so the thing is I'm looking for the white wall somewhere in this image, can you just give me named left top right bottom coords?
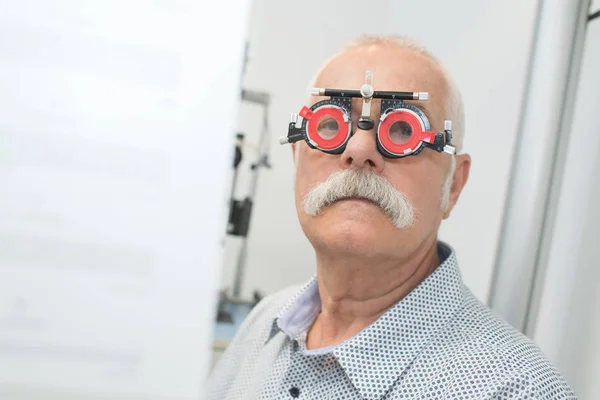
left=0, top=1, right=250, bottom=398
left=532, top=9, right=600, bottom=398
left=221, top=0, right=538, bottom=303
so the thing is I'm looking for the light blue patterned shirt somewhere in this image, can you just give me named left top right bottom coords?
left=207, top=242, right=575, bottom=399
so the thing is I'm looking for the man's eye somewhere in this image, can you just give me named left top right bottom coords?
left=388, top=120, right=413, bottom=144
left=316, top=117, right=339, bottom=140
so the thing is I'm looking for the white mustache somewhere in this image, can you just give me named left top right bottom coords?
left=302, top=169, right=416, bottom=229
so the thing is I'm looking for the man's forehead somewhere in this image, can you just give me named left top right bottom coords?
left=313, top=47, right=443, bottom=92
left=309, top=47, right=447, bottom=116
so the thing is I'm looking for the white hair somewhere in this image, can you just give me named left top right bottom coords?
left=306, top=34, right=466, bottom=153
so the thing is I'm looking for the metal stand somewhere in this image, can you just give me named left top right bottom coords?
left=231, top=89, right=271, bottom=297
left=216, top=88, right=271, bottom=324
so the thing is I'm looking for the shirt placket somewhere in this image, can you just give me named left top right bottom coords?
left=279, top=339, right=334, bottom=399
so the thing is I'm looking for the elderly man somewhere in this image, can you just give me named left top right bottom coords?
left=208, top=35, right=575, bottom=399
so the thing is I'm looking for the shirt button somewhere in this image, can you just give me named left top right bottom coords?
left=289, top=386, right=300, bottom=398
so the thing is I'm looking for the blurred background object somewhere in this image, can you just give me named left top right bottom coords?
left=0, top=0, right=251, bottom=399
left=520, top=1, right=600, bottom=397
left=211, top=47, right=271, bottom=367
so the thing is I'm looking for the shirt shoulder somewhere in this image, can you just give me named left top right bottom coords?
left=438, top=288, right=576, bottom=399
left=206, top=283, right=306, bottom=399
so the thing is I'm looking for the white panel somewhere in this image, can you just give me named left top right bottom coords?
left=532, top=19, right=600, bottom=399
left=0, top=1, right=249, bottom=399
left=488, top=0, right=591, bottom=331
left=221, top=0, right=538, bottom=304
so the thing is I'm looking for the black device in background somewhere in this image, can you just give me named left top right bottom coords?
left=227, top=133, right=252, bottom=237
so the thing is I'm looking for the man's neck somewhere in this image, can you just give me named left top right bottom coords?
left=306, top=238, right=440, bottom=350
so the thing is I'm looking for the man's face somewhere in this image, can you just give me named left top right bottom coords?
left=293, top=46, right=469, bottom=257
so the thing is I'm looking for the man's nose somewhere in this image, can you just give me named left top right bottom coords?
left=340, top=125, right=385, bottom=173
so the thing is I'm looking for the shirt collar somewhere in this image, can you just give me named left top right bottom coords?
left=277, top=279, right=321, bottom=341
left=266, top=277, right=319, bottom=344
left=267, top=242, right=465, bottom=400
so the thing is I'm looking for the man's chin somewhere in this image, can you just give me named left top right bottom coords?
left=312, top=223, right=389, bottom=255
left=307, top=210, right=395, bottom=248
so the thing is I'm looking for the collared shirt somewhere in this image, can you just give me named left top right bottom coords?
left=207, top=243, right=575, bottom=399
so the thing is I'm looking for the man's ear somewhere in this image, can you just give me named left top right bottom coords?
left=443, top=153, right=471, bottom=219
